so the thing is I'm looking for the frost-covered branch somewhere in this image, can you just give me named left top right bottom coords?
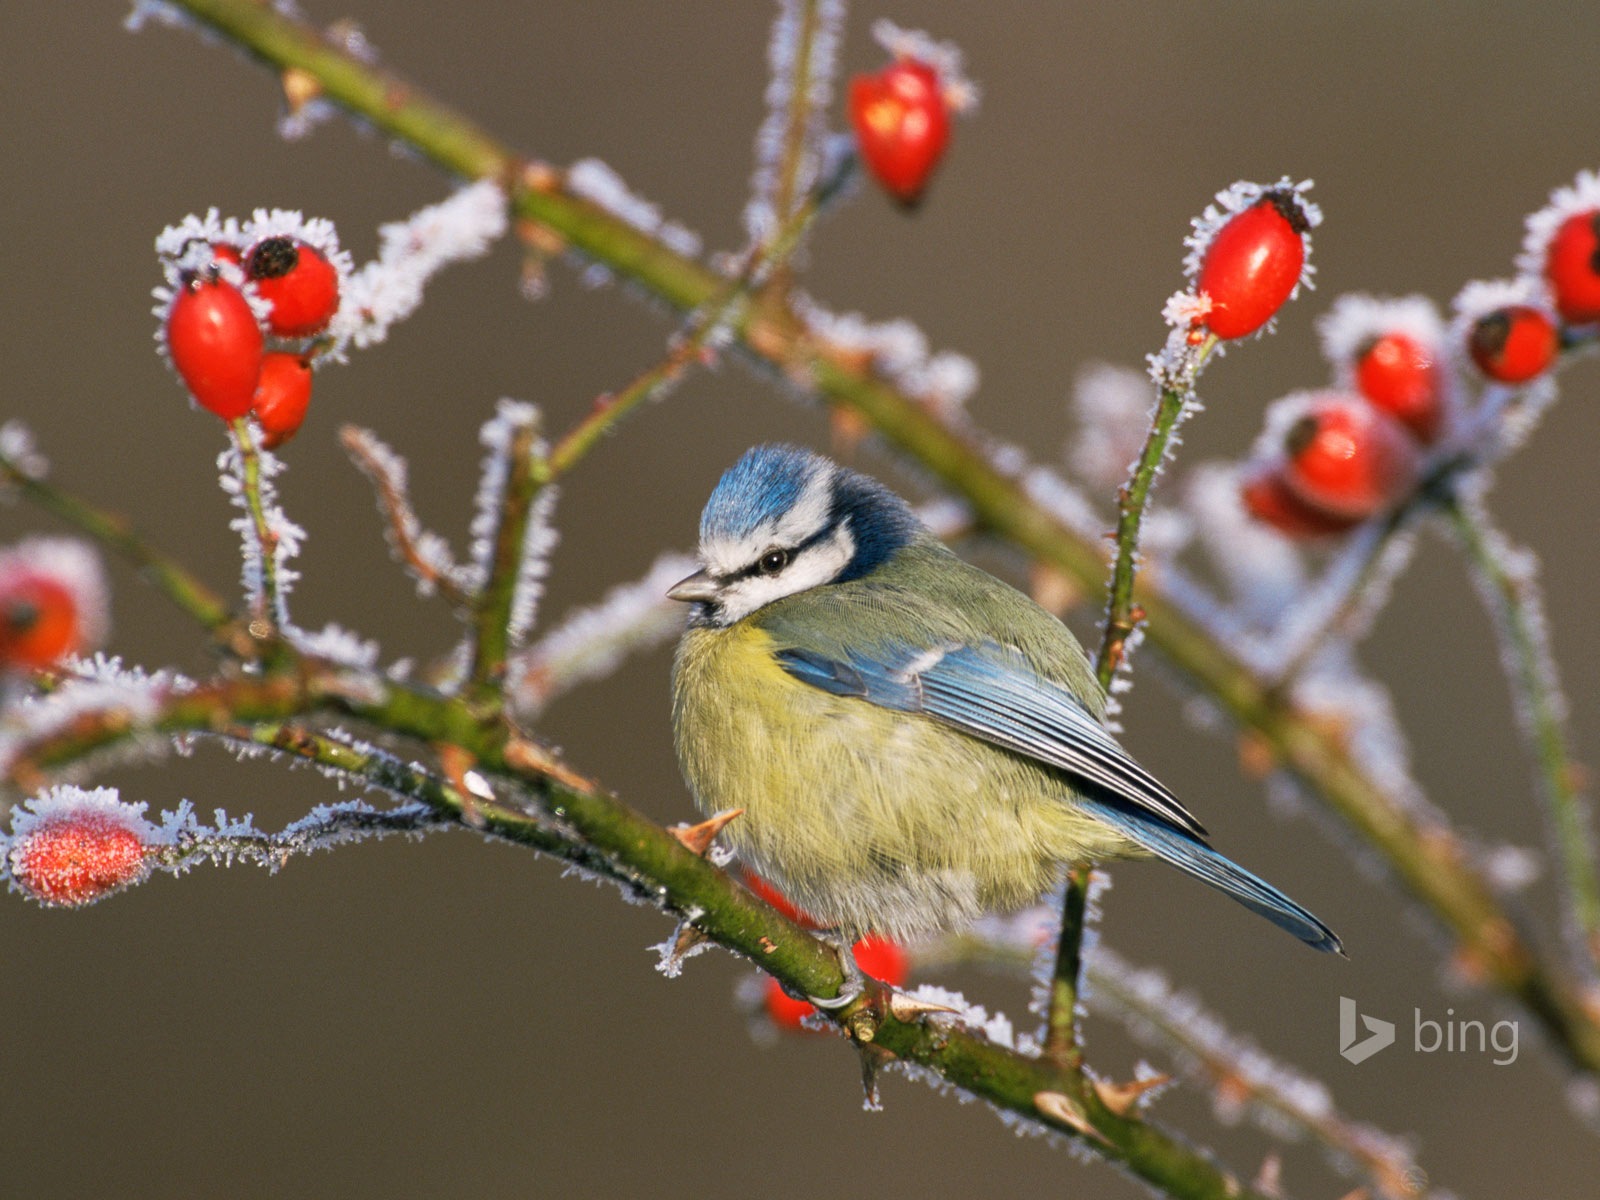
left=1447, top=490, right=1600, bottom=970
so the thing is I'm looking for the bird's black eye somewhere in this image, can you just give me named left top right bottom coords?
left=758, top=548, right=790, bottom=575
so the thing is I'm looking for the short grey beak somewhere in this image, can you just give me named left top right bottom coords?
left=667, top=568, right=720, bottom=604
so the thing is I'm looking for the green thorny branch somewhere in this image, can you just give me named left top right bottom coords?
left=126, top=0, right=1600, bottom=1085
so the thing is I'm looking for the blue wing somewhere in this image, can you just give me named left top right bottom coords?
left=776, top=640, right=1344, bottom=954
left=775, top=641, right=1207, bottom=839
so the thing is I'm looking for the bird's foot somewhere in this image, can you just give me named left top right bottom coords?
left=806, top=929, right=866, bottom=1010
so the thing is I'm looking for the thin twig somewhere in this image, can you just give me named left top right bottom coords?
left=229, top=417, right=282, bottom=636
left=0, top=444, right=235, bottom=638
left=1446, top=491, right=1600, bottom=969
left=466, top=415, right=541, bottom=702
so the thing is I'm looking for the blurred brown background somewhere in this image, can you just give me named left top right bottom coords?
left=4, top=3, right=1599, bottom=1197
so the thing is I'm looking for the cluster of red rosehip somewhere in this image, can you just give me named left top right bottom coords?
left=1234, top=202, right=1600, bottom=539
left=160, top=231, right=343, bottom=447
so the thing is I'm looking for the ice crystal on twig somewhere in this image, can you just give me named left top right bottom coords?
left=568, top=159, right=703, bottom=260
left=334, top=180, right=509, bottom=352
left=218, top=429, right=303, bottom=628
left=0, top=421, right=48, bottom=483
left=465, top=401, right=557, bottom=636
left=743, top=0, right=848, bottom=245
left=512, top=552, right=696, bottom=717
left=342, top=425, right=472, bottom=600
left=795, top=293, right=979, bottom=414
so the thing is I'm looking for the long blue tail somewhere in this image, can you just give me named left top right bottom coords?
left=1087, top=799, right=1344, bottom=955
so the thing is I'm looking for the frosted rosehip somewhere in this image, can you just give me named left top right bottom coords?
left=246, top=236, right=341, bottom=338
left=166, top=276, right=265, bottom=420
left=1196, top=192, right=1310, bottom=339
left=252, top=353, right=314, bottom=449
left=1467, top=305, right=1559, bottom=383
left=7, top=808, right=150, bottom=907
left=1353, top=332, right=1445, bottom=443
left=1542, top=210, right=1600, bottom=324
left=1240, top=464, right=1362, bottom=539
left=0, top=572, right=82, bottom=669
left=848, top=59, right=951, bottom=206
left=1280, top=395, right=1420, bottom=520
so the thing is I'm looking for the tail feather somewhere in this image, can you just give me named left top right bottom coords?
left=1087, top=799, right=1345, bottom=955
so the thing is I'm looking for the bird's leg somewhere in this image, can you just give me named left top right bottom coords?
left=805, top=928, right=866, bottom=1010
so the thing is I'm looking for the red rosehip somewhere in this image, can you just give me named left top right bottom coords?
left=252, top=353, right=314, bottom=449
left=7, top=811, right=150, bottom=907
left=848, top=59, right=951, bottom=206
left=246, top=236, right=341, bottom=338
left=1240, top=465, right=1362, bottom=539
left=1280, top=395, right=1420, bottom=520
left=1543, top=210, right=1600, bottom=324
left=0, top=573, right=82, bottom=670
left=1353, top=332, right=1445, bottom=442
left=1467, top=305, right=1559, bottom=383
left=211, top=242, right=243, bottom=267
left=1197, top=192, right=1309, bottom=339
left=166, top=276, right=265, bottom=420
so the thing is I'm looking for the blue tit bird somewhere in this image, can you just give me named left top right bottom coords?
left=669, top=444, right=1342, bottom=955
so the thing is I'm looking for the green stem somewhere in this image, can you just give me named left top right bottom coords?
left=0, top=446, right=234, bottom=637
left=768, top=0, right=827, bottom=236
left=1446, top=493, right=1600, bottom=968
left=1095, top=338, right=1214, bottom=692
left=1043, top=863, right=1091, bottom=1067
left=467, top=416, right=541, bottom=703
left=229, top=417, right=281, bottom=635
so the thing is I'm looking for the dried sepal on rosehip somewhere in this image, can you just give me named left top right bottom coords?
left=1277, top=393, right=1421, bottom=520
left=246, top=236, right=341, bottom=338
left=252, top=353, right=314, bottom=449
left=0, top=538, right=108, bottom=671
left=4, top=787, right=156, bottom=908
left=1467, top=305, right=1559, bottom=383
left=164, top=273, right=266, bottom=420
left=1186, top=180, right=1320, bottom=340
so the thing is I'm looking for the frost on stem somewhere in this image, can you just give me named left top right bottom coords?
left=0, top=420, right=48, bottom=483
left=568, top=159, right=703, bottom=262
left=342, top=426, right=472, bottom=600
left=334, top=179, right=509, bottom=352
left=743, top=0, right=848, bottom=246
left=510, top=551, right=697, bottom=718
left=466, top=400, right=559, bottom=646
left=795, top=292, right=979, bottom=415
left=218, top=428, right=303, bottom=629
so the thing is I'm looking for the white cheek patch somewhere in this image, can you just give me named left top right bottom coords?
left=713, top=522, right=857, bottom=623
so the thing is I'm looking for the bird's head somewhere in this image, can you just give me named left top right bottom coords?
left=669, top=444, right=921, bottom=626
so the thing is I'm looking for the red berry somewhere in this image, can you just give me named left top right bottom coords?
left=1240, top=465, right=1362, bottom=539
left=742, top=871, right=821, bottom=928
left=848, top=59, right=951, bottom=206
left=252, top=353, right=314, bottom=449
left=246, top=237, right=341, bottom=338
left=1279, top=395, right=1420, bottom=520
left=1467, top=306, right=1559, bottom=383
left=166, top=276, right=265, bottom=420
left=1353, top=332, right=1445, bottom=442
left=211, top=243, right=243, bottom=267
left=852, top=936, right=909, bottom=989
left=763, top=978, right=821, bottom=1031
left=1196, top=192, right=1309, bottom=339
left=0, top=573, right=82, bottom=669
left=8, top=811, right=149, bottom=906
left=1543, top=210, right=1600, bottom=324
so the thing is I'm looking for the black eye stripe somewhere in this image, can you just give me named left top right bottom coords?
left=724, top=519, right=841, bottom=584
